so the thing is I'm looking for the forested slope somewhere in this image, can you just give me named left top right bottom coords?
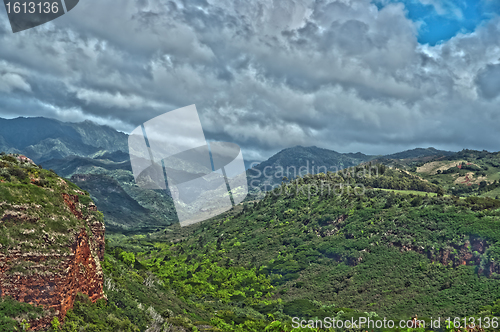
left=105, top=164, right=500, bottom=330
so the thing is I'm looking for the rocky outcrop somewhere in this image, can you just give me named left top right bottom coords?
left=0, top=153, right=106, bottom=330
left=389, top=237, right=493, bottom=273
left=0, top=226, right=105, bottom=330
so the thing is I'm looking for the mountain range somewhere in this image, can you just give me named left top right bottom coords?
left=0, top=117, right=127, bottom=163
left=0, top=116, right=455, bottom=232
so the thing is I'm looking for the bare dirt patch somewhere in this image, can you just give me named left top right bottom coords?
left=453, top=172, right=488, bottom=186
left=417, top=160, right=478, bottom=175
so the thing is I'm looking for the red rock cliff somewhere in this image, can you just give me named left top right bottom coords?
left=0, top=194, right=106, bottom=330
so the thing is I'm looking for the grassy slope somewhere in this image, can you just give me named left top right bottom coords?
left=384, top=150, right=500, bottom=198
left=0, top=154, right=103, bottom=254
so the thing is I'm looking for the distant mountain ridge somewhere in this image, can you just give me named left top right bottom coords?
left=245, top=146, right=455, bottom=193
left=382, top=147, right=455, bottom=160
left=0, top=116, right=459, bottom=231
left=0, top=117, right=128, bottom=163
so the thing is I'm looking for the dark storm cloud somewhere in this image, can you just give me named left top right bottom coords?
left=0, top=0, right=500, bottom=160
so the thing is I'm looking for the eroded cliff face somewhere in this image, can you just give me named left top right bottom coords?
left=0, top=227, right=105, bottom=329
left=0, top=154, right=106, bottom=330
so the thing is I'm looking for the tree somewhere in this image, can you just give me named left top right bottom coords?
left=51, top=317, right=61, bottom=331
left=119, top=252, right=136, bottom=266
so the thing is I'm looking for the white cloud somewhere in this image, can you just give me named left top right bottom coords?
left=0, top=73, right=31, bottom=93
left=74, top=89, right=167, bottom=110
left=0, top=0, right=499, bottom=159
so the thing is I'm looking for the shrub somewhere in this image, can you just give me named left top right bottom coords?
left=8, top=168, right=27, bottom=181
left=119, top=251, right=136, bottom=266
left=1, top=155, right=17, bottom=163
left=51, top=317, right=60, bottom=331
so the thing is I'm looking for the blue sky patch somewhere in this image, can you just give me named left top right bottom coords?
left=373, top=0, right=500, bottom=45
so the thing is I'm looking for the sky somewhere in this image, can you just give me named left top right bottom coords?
left=1, top=0, right=500, bottom=161
left=376, top=0, right=500, bottom=45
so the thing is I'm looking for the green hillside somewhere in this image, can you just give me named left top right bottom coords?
left=0, top=153, right=103, bottom=253
left=379, top=149, right=500, bottom=199
left=102, top=164, right=500, bottom=331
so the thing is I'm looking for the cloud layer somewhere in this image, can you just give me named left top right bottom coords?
left=0, top=0, right=500, bottom=160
